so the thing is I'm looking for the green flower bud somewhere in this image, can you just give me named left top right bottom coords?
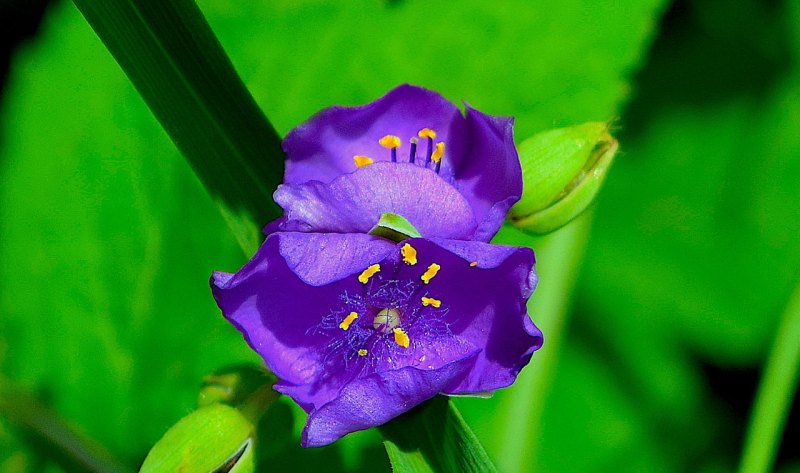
left=139, top=404, right=254, bottom=473
left=509, top=122, right=618, bottom=234
left=198, top=364, right=275, bottom=408
left=369, top=212, right=422, bottom=242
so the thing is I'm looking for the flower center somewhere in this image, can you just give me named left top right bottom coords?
left=314, top=243, right=455, bottom=370
left=372, top=307, right=401, bottom=333
left=353, top=127, right=446, bottom=173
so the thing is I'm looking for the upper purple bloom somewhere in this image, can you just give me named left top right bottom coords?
left=271, top=85, right=522, bottom=242
left=212, top=233, right=542, bottom=446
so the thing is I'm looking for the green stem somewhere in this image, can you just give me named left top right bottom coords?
left=738, top=279, right=800, bottom=473
left=492, top=214, right=593, bottom=472
left=0, top=379, right=133, bottom=473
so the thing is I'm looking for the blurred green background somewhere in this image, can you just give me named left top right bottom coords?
left=0, top=0, right=798, bottom=471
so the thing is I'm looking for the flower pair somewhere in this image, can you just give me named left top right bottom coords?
left=211, top=85, right=543, bottom=447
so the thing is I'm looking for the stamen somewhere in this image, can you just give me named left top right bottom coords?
left=409, top=137, right=418, bottom=163
left=421, top=296, right=441, bottom=308
left=431, top=142, right=445, bottom=163
left=339, top=311, right=359, bottom=331
left=420, top=263, right=441, bottom=284
left=358, top=264, right=381, bottom=284
left=418, top=128, right=437, bottom=140
left=401, top=243, right=418, bottom=265
left=353, top=155, right=373, bottom=168
left=432, top=142, right=445, bottom=173
left=469, top=261, right=478, bottom=267
left=379, top=135, right=401, bottom=163
left=393, top=327, right=410, bottom=348
left=418, top=128, right=436, bottom=165
left=358, top=348, right=368, bottom=356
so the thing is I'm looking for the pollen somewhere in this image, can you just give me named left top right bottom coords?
left=353, top=155, right=373, bottom=168
left=431, top=142, right=445, bottom=163
left=421, top=297, right=441, bottom=308
left=393, top=327, right=410, bottom=348
left=470, top=261, right=478, bottom=267
left=358, top=348, right=368, bottom=357
left=421, top=263, right=441, bottom=284
left=339, top=311, right=359, bottom=331
left=358, top=264, right=381, bottom=284
left=401, top=243, right=418, bottom=265
left=418, top=128, right=437, bottom=139
left=379, top=135, right=401, bottom=149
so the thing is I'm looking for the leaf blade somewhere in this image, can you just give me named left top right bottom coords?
left=72, top=0, right=284, bottom=254
left=381, top=397, right=497, bottom=473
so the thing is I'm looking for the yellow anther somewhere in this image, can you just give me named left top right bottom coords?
left=418, top=128, right=437, bottom=139
left=339, top=311, right=359, bottom=331
left=469, top=261, right=478, bottom=267
left=358, top=264, right=381, bottom=284
left=421, top=297, right=441, bottom=308
left=421, top=263, right=441, bottom=284
left=358, top=348, right=368, bottom=357
left=393, top=327, right=410, bottom=348
left=353, top=155, right=373, bottom=168
left=401, top=243, right=418, bottom=265
left=431, top=142, right=445, bottom=163
left=379, top=135, right=401, bottom=149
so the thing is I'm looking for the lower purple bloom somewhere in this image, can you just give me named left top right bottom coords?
left=211, top=232, right=542, bottom=447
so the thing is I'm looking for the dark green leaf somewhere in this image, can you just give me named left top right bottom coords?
left=72, top=0, right=284, bottom=254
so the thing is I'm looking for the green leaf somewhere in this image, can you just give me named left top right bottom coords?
left=196, top=0, right=667, bottom=139
left=0, top=378, right=132, bottom=473
left=0, top=3, right=258, bottom=463
left=380, top=397, right=496, bottom=473
left=739, top=279, right=800, bottom=473
left=72, top=0, right=284, bottom=254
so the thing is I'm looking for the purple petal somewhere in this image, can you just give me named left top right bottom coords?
left=301, top=352, right=477, bottom=447
left=398, top=238, right=542, bottom=394
left=211, top=234, right=541, bottom=447
left=450, top=106, right=522, bottom=241
left=210, top=233, right=393, bottom=386
left=283, top=85, right=467, bottom=185
left=276, top=232, right=395, bottom=286
left=274, top=163, right=478, bottom=239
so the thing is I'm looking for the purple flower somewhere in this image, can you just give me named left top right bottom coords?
left=270, top=85, right=522, bottom=242
left=211, top=232, right=542, bottom=446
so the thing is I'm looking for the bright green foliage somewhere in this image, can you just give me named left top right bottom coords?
left=381, top=397, right=497, bottom=473
left=195, top=0, right=665, bottom=140
left=0, top=3, right=258, bottom=467
left=739, top=282, right=800, bottom=473
left=541, top=1, right=800, bottom=471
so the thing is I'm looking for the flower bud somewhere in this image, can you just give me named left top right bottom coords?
left=509, top=122, right=618, bottom=234
left=139, top=404, right=254, bottom=473
left=369, top=212, right=422, bottom=242
left=197, top=364, right=274, bottom=408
